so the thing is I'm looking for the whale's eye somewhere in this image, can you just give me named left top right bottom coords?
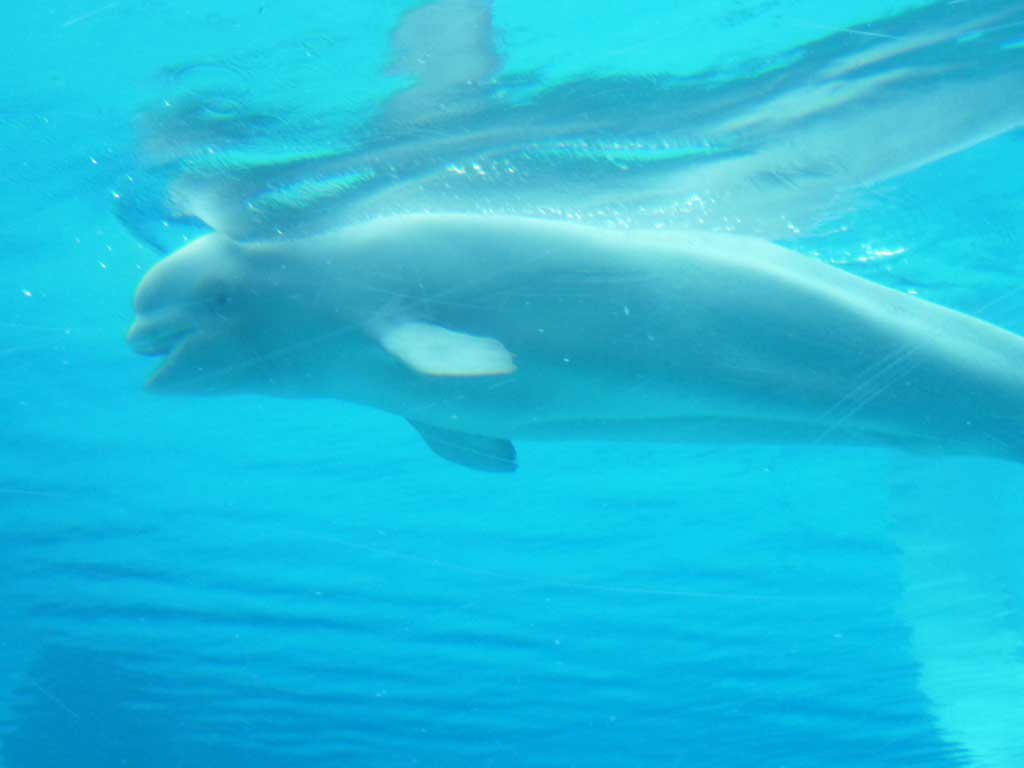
left=201, top=278, right=233, bottom=312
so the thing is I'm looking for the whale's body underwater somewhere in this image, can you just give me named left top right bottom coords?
left=128, top=214, right=1024, bottom=471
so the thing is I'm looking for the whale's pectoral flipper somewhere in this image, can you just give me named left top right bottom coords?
left=379, top=321, right=516, bottom=377
left=408, top=420, right=517, bottom=473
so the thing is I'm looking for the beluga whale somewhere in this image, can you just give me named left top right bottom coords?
left=128, top=213, right=1024, bottom=472
left=120, top=4, right=1024, bottom=767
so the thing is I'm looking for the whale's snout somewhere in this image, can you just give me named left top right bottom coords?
left=126, top=233, right=253, bottom=395
left=127, top=315, right=194, bottom=357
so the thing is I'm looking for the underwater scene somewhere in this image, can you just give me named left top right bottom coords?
left=2, top=1, right=1024, bottom=766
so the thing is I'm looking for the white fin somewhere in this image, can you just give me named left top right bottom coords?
left=379, top=321, right=516, bottom=377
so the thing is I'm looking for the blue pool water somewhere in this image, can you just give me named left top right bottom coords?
left=2, top=2, right=1024, bottom=766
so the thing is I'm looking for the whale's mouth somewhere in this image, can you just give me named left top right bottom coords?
left=127, top=325, right=192, bottom=357
left=127, top=318, right=199, bottom=387
left=145, top=340, right=195, bottom=390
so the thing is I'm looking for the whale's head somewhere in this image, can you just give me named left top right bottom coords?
left=128, top=233, right=265, bottom=394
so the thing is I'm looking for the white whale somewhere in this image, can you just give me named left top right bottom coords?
left=128, top=214, right=1024, bottom=472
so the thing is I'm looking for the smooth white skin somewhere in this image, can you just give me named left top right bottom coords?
left=128, top=214, right=1024, bottom=461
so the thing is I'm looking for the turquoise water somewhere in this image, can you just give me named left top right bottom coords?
left=3, top=1, right=1024, bottom=766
